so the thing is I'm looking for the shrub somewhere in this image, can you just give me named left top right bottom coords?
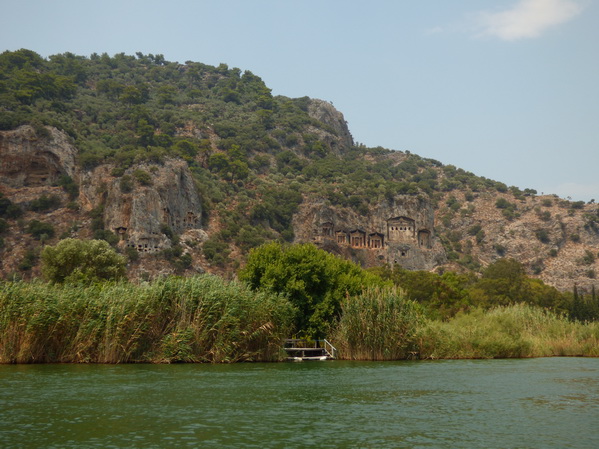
left=92, top=229, right=119, bottom=246
left=57, top=175, right=79, bottom=199
left=120, top=175, right=134, bottom=193
left=494, top=244, right=507, bottom=256
left=239, top=242, right=385, bottom=338
left=202, top=238, right=230, bottom=266
left=28, top=194, right=61, bottom=212
left=41, top=238, right=126, bottom=283
left=467, top=224, right=482, bottom=236
left=495, top=198, right=512, bottom=209
left=582, top=250, right=596, bottom=265
left=535, top=229, right=550, bottom=244
left=0, top=194, right=23, bottom=219
left=125, top=246, right=139, bottom=262
left=26, top=220, right=55, bottom=240
left=133, top=169, right=152, bottom=186
left=18, top=249, right=38, bottom=271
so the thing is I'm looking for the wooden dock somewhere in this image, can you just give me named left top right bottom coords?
left=283, top=339, right=337, bottom=361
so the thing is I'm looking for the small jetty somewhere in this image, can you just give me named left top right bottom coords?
left=283, top=339, right=337, bottom=361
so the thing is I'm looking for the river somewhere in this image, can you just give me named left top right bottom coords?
left=0, top=358, right=597, bottom=448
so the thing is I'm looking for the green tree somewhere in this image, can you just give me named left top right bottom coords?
left=41, top=238, right=126, bottom=283
left=239, top=242, right=385, bottom=337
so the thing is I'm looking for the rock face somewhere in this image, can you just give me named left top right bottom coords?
left=293, top=195, right=446, bottom=270
left=307, top=99, right=354, bottom=155
left=0, top=125, right=78, bottom=187
left=80, top=159, right=203, bottom=254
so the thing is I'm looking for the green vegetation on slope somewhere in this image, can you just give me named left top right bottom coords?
left=1, top=49, right=539, bottom=274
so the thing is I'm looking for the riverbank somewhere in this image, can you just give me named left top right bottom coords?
left=1, top=276, right=598, bottom=363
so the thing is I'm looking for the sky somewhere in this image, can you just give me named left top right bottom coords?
left=2, top=0, right=598, bottom=201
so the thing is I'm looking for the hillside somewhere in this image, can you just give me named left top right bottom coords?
left=0, top=49, right=597, bottom=292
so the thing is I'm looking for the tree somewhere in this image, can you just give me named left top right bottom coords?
left=239, top=242, right=385, bottom=338
left=41, top=238, right=126, bottom=284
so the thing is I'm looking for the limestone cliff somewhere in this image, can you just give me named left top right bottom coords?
left=79, top=159, right=203, bottom=253
left=0, top=126, right=205, bottom=279
left=306, top=99, right=354, bottom=155
left=0, top=125, right=77, bottom=187
left=0, top=123, right=597, bottom=292
left=293, top=195, right=446, bottom=270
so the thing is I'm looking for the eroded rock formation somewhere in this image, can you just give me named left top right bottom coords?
left=0, top=125, right=78, bottom=187
left=307, top=99, right=354, bottom=155
left=294, top=195, right=446, bottom=270
left=79, top=160, right=203, bottom=253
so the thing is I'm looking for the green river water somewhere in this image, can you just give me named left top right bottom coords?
left=0, top=357, right=597, bottom=449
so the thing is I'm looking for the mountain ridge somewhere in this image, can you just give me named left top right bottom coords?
left=0, top=50, right=597, bottom=292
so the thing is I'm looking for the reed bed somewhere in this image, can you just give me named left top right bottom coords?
left=418, top=303, right=599, bottom=359
left=0, top=276, right=295, bottom=363
left=332, top=287, right=423, bottom=360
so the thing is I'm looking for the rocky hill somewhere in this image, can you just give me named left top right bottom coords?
left=0, top=50, right=597, bottom=292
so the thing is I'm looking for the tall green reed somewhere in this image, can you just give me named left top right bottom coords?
left=332, top=287, right=423, bottom=360
left=0, top=275, right=295, bottom=363
left=418, top=303, right=599, bottom=359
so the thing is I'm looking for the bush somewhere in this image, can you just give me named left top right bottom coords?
left=582, top=250, right=596, bottom=265
left=0, top=194, right=23, bottom=219
left=28, top=194, right=61, bottom=212
left=26, top=220, right=55, bottom=240
left=120, top=175, right=134, bottom=193
left=92, top=229, right=119, bottom=246
left=202, top=238, right=230, bottom=266
left=18, top=249, right=38, bottom=271
left=41, top=238, right=126, bottom=283
left=57, top=175, right=79, bottom=199
left=494, top=244, right=507, bottom=256
left=133, top=169, right=152, bottom=186
left=535, top=229, right=550, bottom=244
left=125, top=246, right=139, bottom=262
left=239, top=242, right=385, bottom=338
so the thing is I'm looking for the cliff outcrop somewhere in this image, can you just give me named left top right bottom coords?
left=307, top=99, right=354, bottom=155
left=0, top=125, right=78, bottom=188
left=293, top=194, right=446, bottom=270
left=1, top=122, right=597, bottom=291
left=79, top=159, right=203, bottom=254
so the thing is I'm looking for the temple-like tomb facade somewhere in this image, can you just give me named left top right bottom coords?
left=322, top=216, right=432, bottom=250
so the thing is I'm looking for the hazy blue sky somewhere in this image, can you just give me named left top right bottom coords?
left=2, top=0, right=598, bottom=200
